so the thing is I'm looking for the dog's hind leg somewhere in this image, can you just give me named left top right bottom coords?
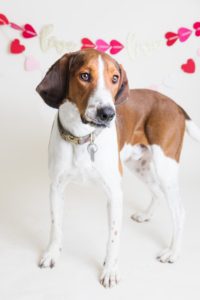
left=151, top=145, right=185, bottom=263
left=124, top=144, right=164, bottom=222
left=131, top=183, right=163, bottom=223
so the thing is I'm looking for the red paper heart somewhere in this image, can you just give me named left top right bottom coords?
left=181, top=59, right=195, bottom=74
left=81, top=38, right=95, bottom=49
left=0, top=13, right=9, bottom=25
left=10, top=39, right=25, bottom=54
left=22, top=24, right=37, bottom=38
left=193, top=22, right=200, bottom=37
left=165, top=32, right=178, bottom=46
left=96, top=39, right=110, bottom=52
left=110, top=40, right=124, bottom=54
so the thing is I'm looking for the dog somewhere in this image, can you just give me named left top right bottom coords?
left=36, top=49, right=200, bottom=288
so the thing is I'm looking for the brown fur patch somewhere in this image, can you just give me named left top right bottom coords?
left=116, top=89, right=186, bottom=162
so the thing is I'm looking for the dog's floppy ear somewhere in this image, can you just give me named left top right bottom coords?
left=115, top=64, right=129, bottom=105
left=36, top=54, right=72, bottom=108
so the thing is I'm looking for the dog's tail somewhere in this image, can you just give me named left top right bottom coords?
left=180, top=106, right=200, bottom=142
left=186, top=120, right=200, bottom=142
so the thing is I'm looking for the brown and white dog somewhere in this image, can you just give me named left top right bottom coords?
left=36, top=49, right=200, bottom=288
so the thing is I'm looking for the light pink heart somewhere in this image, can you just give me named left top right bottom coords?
left=178, top=27, right=192, bottom=42
left=110, top=40, right=124, bottom=54
left=24, top=56, right=40, bottom=71
left=197, top=48, right=200, bottom=56
left=95, top=39, right=110, bottom=52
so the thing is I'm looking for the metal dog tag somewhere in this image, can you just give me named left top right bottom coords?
left=87, top=132, right=98, bottom=162
left=87, top=143, right=98, bottom=162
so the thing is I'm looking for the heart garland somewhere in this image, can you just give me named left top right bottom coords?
left=81, top=38, right=124, bottom=54
left=165, top=22, right=199, bottom=46
left=165, top=28, right=192, bottom=46
left=164, top=21, right=200, bottom=74
left=0, top=13, right=37, bottom=39
left=0, top=12, right=40, bottom=72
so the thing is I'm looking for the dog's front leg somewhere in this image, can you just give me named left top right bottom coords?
left=99, top=176, right=123, bottom=288
left=39, top=179, right=66, bottom=268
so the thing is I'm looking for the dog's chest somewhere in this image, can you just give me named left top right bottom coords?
left=72, top=144, right=92, bottom=168
left=69, top=144, right=98, bottom=182
left=50, top=118, right=120, bottom=185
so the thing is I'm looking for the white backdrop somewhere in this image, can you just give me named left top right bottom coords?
left=0, top=1, right=200, bottom=299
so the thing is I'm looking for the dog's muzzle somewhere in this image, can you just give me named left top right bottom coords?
left=82, top=106, right=115, bottom=128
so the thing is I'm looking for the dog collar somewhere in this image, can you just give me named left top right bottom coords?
left=57, top=114, right=101, bottom=145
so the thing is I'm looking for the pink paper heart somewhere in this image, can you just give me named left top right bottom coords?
left=10, top=22, right=23, bottom=31
left=24, top=56, right=40, bottom=71
left=197, top=48, right=200, bottom=56
left=178, top=27, right=192, bottom=42
left=96, top=39, right=110, bottom=52
left=110, top=40, right=124, bottom=54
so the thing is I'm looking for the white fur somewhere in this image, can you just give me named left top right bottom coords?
left=121, top=144, right=149, bottom=161
left=59, top=101, right=93, bottom=137
left=123, top=144, right=185, bottom=262
left=39, top=55, right=122, bottom=288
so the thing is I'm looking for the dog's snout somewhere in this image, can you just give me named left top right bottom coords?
left=97, top=106, right=115, bottom=122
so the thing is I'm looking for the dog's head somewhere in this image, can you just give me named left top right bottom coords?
left=36, top=49, right=129, bottom=128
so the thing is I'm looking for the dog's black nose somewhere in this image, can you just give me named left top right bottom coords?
left=97, top=106, right=115, bottom=122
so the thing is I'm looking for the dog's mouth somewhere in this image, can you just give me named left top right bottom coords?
left=81, top=116, right=108, bottom=128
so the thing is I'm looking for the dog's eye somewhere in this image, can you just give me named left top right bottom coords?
left=80, top=72, right=90, bottom=82
left=112, top=75, right=119, bottom=84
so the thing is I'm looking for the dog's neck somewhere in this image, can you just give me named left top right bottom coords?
left=58, top=100, right=94, bottom=137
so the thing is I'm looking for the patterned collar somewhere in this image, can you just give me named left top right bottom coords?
left=57, top=114, right=101, bottom=145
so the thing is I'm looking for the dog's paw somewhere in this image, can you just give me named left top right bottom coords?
left=156, top=248, right=180, bottom=263
left=38, top=246, right=61, bottom=269
left=100, top=266, right=120, bottom=288
left=131, top=211, right=151, bottom=223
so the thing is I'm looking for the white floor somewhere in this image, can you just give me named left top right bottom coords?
left=0, top=139, right=200, bottom=300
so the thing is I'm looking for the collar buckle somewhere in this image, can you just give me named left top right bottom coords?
left=65, top=134, right=79, bottom=144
